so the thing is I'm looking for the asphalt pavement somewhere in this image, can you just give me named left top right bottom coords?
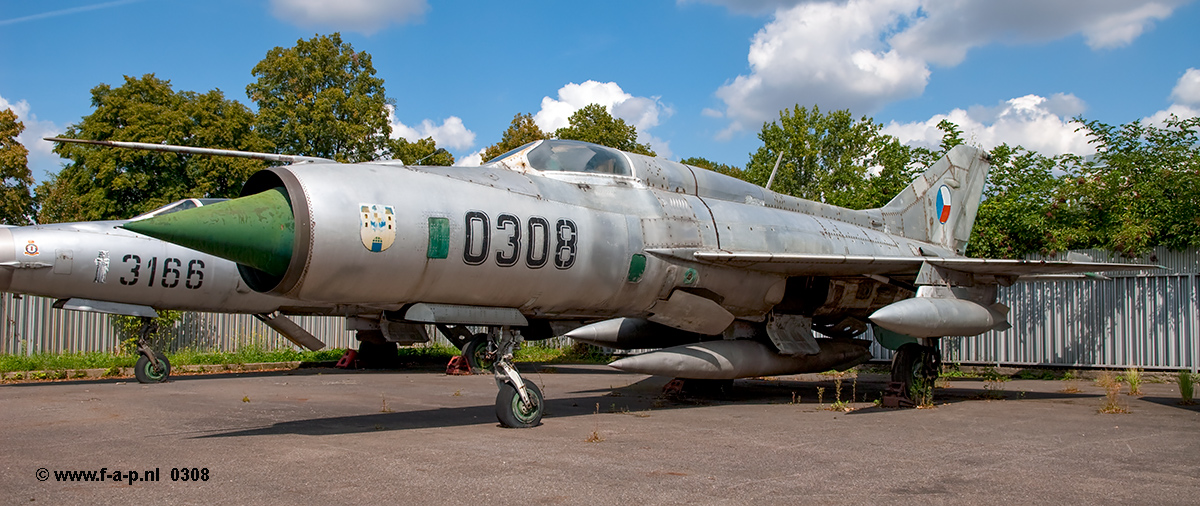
left=2, top=364, right=1198, bottom=505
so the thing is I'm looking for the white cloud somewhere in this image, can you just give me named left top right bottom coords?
left=269, top=0, right=428, bottom=35
left=387, top=106, right=476, bottom=151
left=714, top=0, right=1188, bottom=136
left=533, top=81, right=673, bottom=155
left=459, top=150, right=484, bottom=167
left=1143, top=104, right=1200, bottom=126
left=0, top=95, right=65, bottom=181
left=890, top=0, right=1183, bottom=66
left=715, top=0, right=929, bottom=137
left=882, top=94, right=1095, bottom=156
left=1170, top=68, right=1200, bottom=107
left=1143, top=69, right=1200, bottom=125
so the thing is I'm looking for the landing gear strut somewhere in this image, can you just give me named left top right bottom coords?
left=889, top=342, right=940, bottom=405
left=488, top=327, right=543, bottom=428
left=133, top=317, right=170, bottom=383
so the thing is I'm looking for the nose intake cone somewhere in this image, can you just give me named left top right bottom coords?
left=121, top=188, right=294, bottom=276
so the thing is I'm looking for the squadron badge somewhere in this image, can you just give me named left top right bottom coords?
left=360, top=204, right=396, bottom=252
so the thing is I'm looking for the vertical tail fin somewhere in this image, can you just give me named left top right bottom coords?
left=879, top=145, right=990, bottom=255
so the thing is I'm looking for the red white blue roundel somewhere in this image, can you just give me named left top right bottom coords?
left=936, top=185, right=952, bottom=224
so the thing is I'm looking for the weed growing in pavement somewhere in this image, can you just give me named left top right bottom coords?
left=1125, top=368, right=1143, bottom=396
left=586, top=403, right=605, bottom=443
left=1098, top=371, right=1130, bottom=414
left=910, top=376, right=935, bottom=408
left=979, top=368, right=1009, bottom=400
left=1061, top=379, right=1082, bottom=394
left=1179, top=370, right=1196, bottom=405
left=816, top=387, right=825, bottom=406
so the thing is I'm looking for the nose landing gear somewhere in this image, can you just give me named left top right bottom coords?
left=133, top=317, right=170, bottom=383
left=487, top=327, right=543, bottom=428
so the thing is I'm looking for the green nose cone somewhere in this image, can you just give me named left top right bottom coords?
left=122, top=188, right=295, bottom=277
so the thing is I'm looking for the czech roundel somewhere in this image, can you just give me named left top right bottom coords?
left=936, top=185, right=952, bottom=224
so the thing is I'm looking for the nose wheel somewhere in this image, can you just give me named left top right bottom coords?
left=133, top=317, right=170, bottom=383
left=488, top=327, right=543, bottom=428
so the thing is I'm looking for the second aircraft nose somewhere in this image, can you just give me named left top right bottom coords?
left=121, top=187, right=296, bottom=277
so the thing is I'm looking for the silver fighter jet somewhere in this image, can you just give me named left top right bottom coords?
left=57, top=137, right=1154, bottom=427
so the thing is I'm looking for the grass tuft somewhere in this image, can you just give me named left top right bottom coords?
left=1125, top=367, right=1143, bottom=396
left=1179, top=370, right=1196, bottom=405
left=1098, top=371, right=1130, bottom=414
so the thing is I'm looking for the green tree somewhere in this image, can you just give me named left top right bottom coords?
left=858, top=137, right=919, bottom=209
left=482, top=113, right=549, bottom=162
left=554, top=104, right=656, bottom=156
left=967, top=145, right=1090, bottom=258
left=1072, top=115, right=1200, bottom=254
left=0, top=109, right=35, bottom=224
left=38, top=74, right=267, bottom=223
left=389, top=136, right=453, bottom=165
left=745, top=105, right=901, bottom=209
left=247, top=33, right=391, bottom=162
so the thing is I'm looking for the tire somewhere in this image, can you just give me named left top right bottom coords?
left=462, top=335, right=493, bottom=373
left=134, top=351, right=171, bottom=383
left=357, top=340, right=400, bottom=369
left=892, top=343, right=938, bottom=404
left=495, top=381, right=544, bottom=428
left=890, top=344, right=917, bottom=388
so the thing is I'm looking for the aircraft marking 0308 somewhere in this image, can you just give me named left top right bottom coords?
left=460, top=210, right=577, bottom=270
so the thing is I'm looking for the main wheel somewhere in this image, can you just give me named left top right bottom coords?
left=357, top=340, right=400, bottom=369
left=496, top=381, right=543, bottom=428
left=462, top=334, right=494, bottom=373
left=134, top=351, right=171, bottom=383
left=891, top=343, right=939, bottom=403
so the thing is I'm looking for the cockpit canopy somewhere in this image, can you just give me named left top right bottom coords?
left=489, top=140, right=632, bottom=176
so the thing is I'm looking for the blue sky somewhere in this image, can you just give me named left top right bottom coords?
left=2, top=0, right=1198, bottom=182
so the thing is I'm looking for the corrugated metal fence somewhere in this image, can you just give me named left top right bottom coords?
left=3, top=247, right=1197, bottom=371
left=0, top=293, right=362, bottom=354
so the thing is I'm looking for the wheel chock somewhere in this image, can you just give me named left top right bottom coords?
left=445, top=355, right=473, bottom=375
left=335, top=349, right=359, bottom=369
left=881, top=381, right=915, bottom=408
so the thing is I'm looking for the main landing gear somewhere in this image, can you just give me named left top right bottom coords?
left=133, top=317, right=170, bottom=383
left=886, top=342, right=941, bottom=406
left=435, top=324, right=496, bottom=373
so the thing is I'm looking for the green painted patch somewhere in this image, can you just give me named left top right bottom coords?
left=627, top=253, right=647, bottom=282
left=427, top=217, right=450, bottom=259
left=873, top=325, right=919, bottom=351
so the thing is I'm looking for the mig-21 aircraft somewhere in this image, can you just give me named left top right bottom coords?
left=52, top=136, right=1155, bottom=428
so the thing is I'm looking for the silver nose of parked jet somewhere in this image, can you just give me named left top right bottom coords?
left=0, top=227, right=15, bottom=292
